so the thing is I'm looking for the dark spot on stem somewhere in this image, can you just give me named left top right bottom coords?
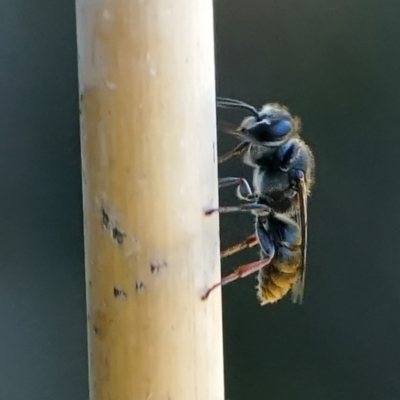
left=150, top=258, right=168, bottom=274
left=112, top=227, right=126, bottom=245
left=79, top=94, right=84, bottom=115
left=113, top=287, right=127, bottom=298
left=93, top=325, right=100, bottom=334
left=212, top=142, right=216, bottom=163
left=135, top=281, right=145, bottom=292
left=101, top=208, right=110, bottom=229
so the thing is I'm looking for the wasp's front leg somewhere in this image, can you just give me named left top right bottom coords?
left=218, top=176, right=257, bottom=201
left=205, top=203, right=270, bottom=216
left=218, top=141, right=249, bottom=164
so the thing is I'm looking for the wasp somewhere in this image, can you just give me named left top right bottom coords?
left=203, top=97, right=315, bottom=304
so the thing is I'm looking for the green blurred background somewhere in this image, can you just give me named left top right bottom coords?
left=1, top=0, right=400, bottom=399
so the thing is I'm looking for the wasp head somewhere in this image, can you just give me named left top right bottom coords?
left=216, top=97, right=301, bottom=147
left=240, top=103, right=300, bottom=147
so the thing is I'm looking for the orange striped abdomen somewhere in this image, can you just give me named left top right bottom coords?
left=256, top=249, right=301, bottom=305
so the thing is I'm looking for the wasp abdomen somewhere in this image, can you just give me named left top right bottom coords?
left=256, top=214, right=302, bottom=305
left=257, top=263, right=301, bottom=305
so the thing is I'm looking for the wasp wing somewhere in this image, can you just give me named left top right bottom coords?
left=290, top=176, right=308, bottom=304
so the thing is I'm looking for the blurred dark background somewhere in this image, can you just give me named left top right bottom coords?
left=1, top=0, right=400, bottom=399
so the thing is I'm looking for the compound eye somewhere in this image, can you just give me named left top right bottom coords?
left=272, top=120, right=292, bottom=138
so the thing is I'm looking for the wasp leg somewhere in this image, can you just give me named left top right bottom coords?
left=201, top=257, right=273, bottom=300
left=218, top=142, right=249, bottom=164
left=221, top=234, right=258, bottom=258
left=255, top=217, right=275, bottom=258
left=219, top=176, right=250, bottom=189
left=205, top=203, right=270, bottom=215
left=218, top=177, right=257, bottom=201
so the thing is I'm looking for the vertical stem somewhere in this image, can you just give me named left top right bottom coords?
left=75, top=0, right=224, bottom=399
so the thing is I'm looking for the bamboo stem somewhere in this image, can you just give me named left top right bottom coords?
left=75, top=0, right=224, bottom=399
